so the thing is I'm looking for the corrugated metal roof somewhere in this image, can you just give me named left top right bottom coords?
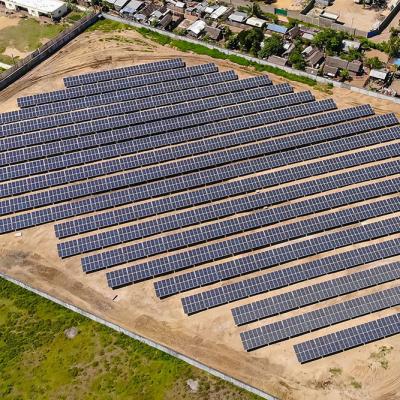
left=266, top=23, right=287, bottom=34
left=370, top=69, right=388, bottom=80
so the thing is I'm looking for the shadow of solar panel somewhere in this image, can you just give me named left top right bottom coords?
left=294, top=313, right=400, bottom=363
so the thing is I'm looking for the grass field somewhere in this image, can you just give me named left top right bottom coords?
left=0, top=18, right=65, bottom=64
left=0, top=277, right=262, bottom=400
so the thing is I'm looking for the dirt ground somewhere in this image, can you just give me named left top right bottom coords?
left=1, top=28, right=400, bottom=400
left=321, top=0, right=388, bottom=32
left=0, top=15, right=19, bottom=30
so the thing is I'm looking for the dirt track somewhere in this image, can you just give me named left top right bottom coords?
left=1, top=28, right=400, bottom=400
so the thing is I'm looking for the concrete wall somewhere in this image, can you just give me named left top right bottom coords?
left=104, top=13, right=400, bottom=104
left=0, top=12, right=100, bottom=91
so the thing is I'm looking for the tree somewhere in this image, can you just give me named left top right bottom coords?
left=258, top=34, right=284, bottom=59
left=386, top=28, right=400, bottom=57
left=237, top=28, right=264, bottom=55
left=339, top=68, right=350, bottom=81
left=365, top=56, right=383, bottom=69
left=289, top=50, right=306, bottom=70
left=312, top=29, right=347, bottom=54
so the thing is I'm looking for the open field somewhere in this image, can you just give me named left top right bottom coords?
left=0, top=16, right=65, bottom=65
left=1, top=21, right=400, bottom=400
left=0, top=277, right=261, bottom=400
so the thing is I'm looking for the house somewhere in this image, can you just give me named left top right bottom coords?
left=205, top=25, right=222, bottom=40
left=187, top=19, right=206, bottom=36
left=120, top=0, right=144, bottom=17
left=210, top=5, right=228, bottom=20
left=307, top=49, right=324, bottom=68
left=159, top=12, right=173, bottom=29
left=342, top=39, right=361, bottom=53
left=266, top=23, right=288, bottom=35
left=347, top=60, right=362, bottom=76
left=267, top=55, right=287, bottom=66
left=325, top=56, right=349, bottom=70
left=246, top=16, right=265, bottom=28
left=228, top=11, right=247, bottom=23
left=323, top=64, right=339, bottom=77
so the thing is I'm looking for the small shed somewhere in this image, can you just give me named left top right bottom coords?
left=120, top=0, right=144, bottom=15
left=320, top=11, right=339, bottom=21
left=246, top=16, right=265, bottom=28
left=266, top=23, right=287, bottom=35
left=228, top=11, right=247, bottom=23
left=370, top=69, right=389, bottom=80
left=210, top=5, right=228, bottom=19
left=342, top=39, right=361, bottom=52
left=188, top=19, right=206, bottom=36
left=302, top=32, right=314, bottom=41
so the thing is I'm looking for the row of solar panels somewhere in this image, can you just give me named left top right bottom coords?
left=2, top=111, right=395, bottom=201
left=17, top=62, right=214, bottom=108
left=178, top=236, right=400, bottom=315
left=233, top=262, right=400, bottom=326
left=294, top=312, right=400, bottom=363
left=0, top=100, right=372, bottom=185
left=58, top=174, right=400, bottom=259
left=1, top=74, right=271, bottom=138
left=4, top=59, right=400, bottom=363
left=0, top=70, right=237, bottom=125
left=2, top=86, right=303, bottom=164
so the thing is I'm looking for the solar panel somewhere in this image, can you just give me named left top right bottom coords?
left=63, top=58, right=186, bottom=87
left=179, top=237, right=400, bottom=315
left=240, top=285, right=400, bottom=351
left=1, top=75, right=270, bottom=138
left=232, top=262, right=400, bottom=325
left=57, top=131, right=400, bottom=259
left=1, top=85, right=299, bottom=163
left=0, top=71, right=238, bottom=125
left=17, top=63, right=219, bottom=108
left=294, top=313, right=400, bottom=363
left=2, top=113, right=396, bottom=200
left=0, top=98, right=376, bottom=182
left=93, top=191, right=400, bottom=274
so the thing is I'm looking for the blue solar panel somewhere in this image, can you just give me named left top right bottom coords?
left=63, top=58, right=186, bottom=87
left=179, top=237, right=400, bottom=315
left=294, top=313, right=400, bottom=363
left=241, top=285, right=400, bottom=351
left=232, top=262, right=400, bottom=325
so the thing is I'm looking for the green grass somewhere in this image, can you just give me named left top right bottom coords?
left=0, top=19, right=65, bottom=55
left=88, top=19, right=320, bottom=88
left=0, top=277, right=262, bottom=400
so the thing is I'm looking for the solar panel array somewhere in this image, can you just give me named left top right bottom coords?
left=2, top=58, right=400, bottom=364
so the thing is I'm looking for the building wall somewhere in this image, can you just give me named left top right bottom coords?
left=4, top=0, right=67, bottom=18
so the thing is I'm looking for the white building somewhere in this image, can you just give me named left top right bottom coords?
left=187, top=19, right=206, bottom=36
left=3, top=0, right=67, bottom=18
left=246, top=16, right=265, bottom=28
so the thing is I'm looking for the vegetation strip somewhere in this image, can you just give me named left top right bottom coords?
left=0, top=271, right=276, bottom=400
